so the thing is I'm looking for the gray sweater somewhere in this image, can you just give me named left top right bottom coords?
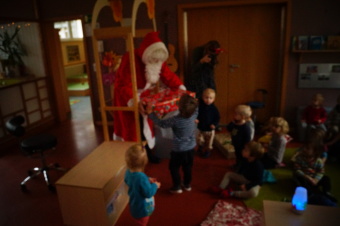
left=267, top=133, right=287, bottom=164
left=149, top=109, right=198, bottom=152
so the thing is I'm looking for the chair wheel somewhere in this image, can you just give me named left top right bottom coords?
left=21, top=184, right=28, bottom=192
left=48, top=184, right=56, bottom=192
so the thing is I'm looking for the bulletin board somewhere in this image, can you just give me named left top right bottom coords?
left=298, top=63, right=340, bottom=88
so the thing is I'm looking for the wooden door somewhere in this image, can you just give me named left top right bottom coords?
left=41, top=21, right=70, bottom=122
left=183, top=4, right=284, bottom=125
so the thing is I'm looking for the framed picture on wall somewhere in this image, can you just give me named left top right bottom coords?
left=66, top=45, right=81, bottom=63
left=298, top=63, right=340, bottom=88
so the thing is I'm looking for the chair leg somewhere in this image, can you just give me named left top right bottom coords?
left=20, top=162, right=67, bottom=192
left=21, top=169, right=42, bottom=191
left=42, top=169, right=56, bottom=192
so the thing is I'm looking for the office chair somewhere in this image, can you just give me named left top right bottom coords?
left=5, top=115, right=66, bottom=192
left=247, top=89, right=268, bottom=125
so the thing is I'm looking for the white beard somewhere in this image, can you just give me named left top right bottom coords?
left=144, top=61, right=162, bottom=90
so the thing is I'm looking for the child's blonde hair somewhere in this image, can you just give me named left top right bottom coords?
left=125, top=144, right=148, bottom=171
left=246, top=141, right=264, bottom=159
left=269, top=117, right=289, bottom=134
left=313, top=93, right=324, bottom=104
left=235, top=105, right=252, bottom=119
left=202, top=88, right=216, bottom=97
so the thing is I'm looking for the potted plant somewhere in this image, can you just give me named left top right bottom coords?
left=0, top=26, right=25, bottom=77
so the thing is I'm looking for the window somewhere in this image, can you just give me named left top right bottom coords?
left=54, top=20, right=83, bottom=40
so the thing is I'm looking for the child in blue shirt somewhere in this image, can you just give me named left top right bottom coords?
left=124, top=144, right=161, bottom=225
left=144, top=94, right=199, bottom=194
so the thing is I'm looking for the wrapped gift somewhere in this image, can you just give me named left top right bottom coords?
left=213, top=133, right=235, bottom=159
left=141, top=89, right=196, bottom=118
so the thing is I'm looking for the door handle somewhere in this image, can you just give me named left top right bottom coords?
left=229, top=64, right=240, bottom=68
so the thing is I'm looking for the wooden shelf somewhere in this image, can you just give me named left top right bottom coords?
left=292, top=49, right=340, bottom=53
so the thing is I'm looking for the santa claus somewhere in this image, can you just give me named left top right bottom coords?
left=113, top=31, right=185, bottom=152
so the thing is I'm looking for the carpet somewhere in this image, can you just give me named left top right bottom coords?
left=201, top=200, right=263, bottom=226
left=69, top=99, right=80, bottom=105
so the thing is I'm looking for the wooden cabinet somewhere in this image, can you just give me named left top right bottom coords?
left=0, top=77, right=53, bottom=144
left=56, top=141, right=136, bottom=226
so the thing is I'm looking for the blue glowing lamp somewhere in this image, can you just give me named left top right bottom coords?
left=291, top=186, right=308, bottom=214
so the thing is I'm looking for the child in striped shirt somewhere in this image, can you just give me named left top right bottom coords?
left=145, top=94, right=199, bottom=194
left=293, top=138, right=336, bottom=203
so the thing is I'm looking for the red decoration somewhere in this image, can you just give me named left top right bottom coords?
left=141, top=89, right=195, bottom=118
left=110, top=0, right=123, bottom=22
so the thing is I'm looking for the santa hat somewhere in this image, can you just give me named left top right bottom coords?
left=137, top=31, right=169, bottom=64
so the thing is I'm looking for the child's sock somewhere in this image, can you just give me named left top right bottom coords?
left=221, top=188, right=233, bottom=198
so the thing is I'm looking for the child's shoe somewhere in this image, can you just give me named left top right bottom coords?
left=202, top=150, right=211, bottom=158
left=183, top=184, right=192, bottom=191
left=197, top=146, right=203, bottom=155
left=208, top=186, right=223, bottom=194
left=169, top=187, right=183, bottom=194
left=220, top=188, right=233, bottom=198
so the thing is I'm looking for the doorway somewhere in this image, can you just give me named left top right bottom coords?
left=53, top=19, right=92, bottom=121
left=178, top=2, right=289, bottom=125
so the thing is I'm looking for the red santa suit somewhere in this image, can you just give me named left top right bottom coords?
left=113, top=32, right=184, bottom=148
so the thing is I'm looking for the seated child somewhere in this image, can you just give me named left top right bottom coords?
left=261, top=117, right=289, bottom=169
left=325, top=95, right=340, bottom=161
left=301, top=93, right=327, bottom=137
left=197, top=88, right=220, bottom=158
left=226, top=105, right=253, bottom=167
left=293, top=139, right=337, bottom=203
left=209, top=141, right=264, bottom=199
left=292, top=128, right=328, bottom=164
left=325, top=94, right=340, bottom=142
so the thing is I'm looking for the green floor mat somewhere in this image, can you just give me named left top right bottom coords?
left=67, top=82, right=89, bottom=90
left=244, top=148, right=340, bottom=210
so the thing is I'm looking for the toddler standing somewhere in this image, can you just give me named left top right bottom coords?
left=144, top=94, right=198, bottom=193
left=261, top=117, right=289, bottom=169
left=197, top=88, right=220, bottom=158
left=210, top=141, right=264, bottom=199
left=226, top=105, right=253, bottom=167
left=124, top=144, right=161, bottom=225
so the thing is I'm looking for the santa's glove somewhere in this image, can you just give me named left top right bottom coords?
left=127, top=96, right=140, bottom=107
left=179, top=85, right=186, bottom=90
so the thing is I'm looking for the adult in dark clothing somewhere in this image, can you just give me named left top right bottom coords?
left=186, top=40, right=223, bottom=99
